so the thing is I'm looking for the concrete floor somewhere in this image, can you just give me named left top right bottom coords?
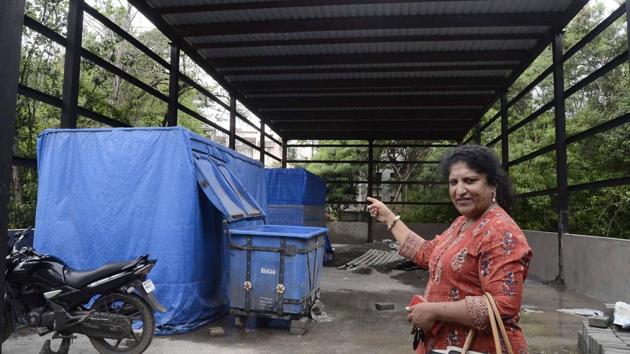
left=3, top=243, right=603, bottom=354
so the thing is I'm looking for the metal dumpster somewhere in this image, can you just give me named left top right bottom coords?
left=228, top=224, right=326, bottom=332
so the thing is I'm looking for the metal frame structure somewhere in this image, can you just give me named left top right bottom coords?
left=0, top=1, right=27, bottom=348
left=463, top=3, right=630, bottom=282
left=1, top=2, right=629, bottom=338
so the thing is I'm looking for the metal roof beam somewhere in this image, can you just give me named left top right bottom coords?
left=209, top=50, right=528, bottom=67
left=234, top=76, right=504, bottom=90
left=224, top=63, right=515, bottom=76
left=283, top=129, right=462, bottom=140
left=240, top=86, right=496, bottom=95
left=198, top=33, right=543, bottom=50
left=272, top=120, right=473, bottom=129
left=267, top=110, right=480, bottom=121
left=156, top=0, right=492, bottom=14
left=248, top=94, right=494, bottom=108
left=176, top=13, right=555, bottom=37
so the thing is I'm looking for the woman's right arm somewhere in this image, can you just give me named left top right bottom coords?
left=367, top=197, right=437, bottom=268
left=366, top=196, right=422, bottom=245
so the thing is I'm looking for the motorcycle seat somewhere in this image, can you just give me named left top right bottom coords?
left=64, top=256, right=144, bottom=289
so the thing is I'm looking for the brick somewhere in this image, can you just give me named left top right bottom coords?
left=375, top=302, right=395, bottom=311
left=290, top=317, right=309, bottom=335
left=208, top=326, right=226, bottom=337
left=603, top=303, right=615, bottom=319
left=589, top=316, right=611, bottom=328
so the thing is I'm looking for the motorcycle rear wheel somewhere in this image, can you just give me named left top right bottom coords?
left=1, top=303, right=11, bottom=343
left=88, top=293, right=155, bottom=354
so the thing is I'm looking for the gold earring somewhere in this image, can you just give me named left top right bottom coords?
left=492, top=193, right=496, bottom=203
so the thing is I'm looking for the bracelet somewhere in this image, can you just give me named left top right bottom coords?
left=387, top=215, right=401, bottom=231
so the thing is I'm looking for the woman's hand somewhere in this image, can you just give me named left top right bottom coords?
left=366, top=197, right=396, bottom=225
left=407, top=303, right=438, bottom=333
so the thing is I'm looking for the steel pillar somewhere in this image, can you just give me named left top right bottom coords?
left=367, top=140, right=374, bottom=243
left=167, top=42, right=179, bottom=126
left=229, top=96, right=236, bottom=149
left=500, top=92, right=509, bottom=173
left=281, top=141, right=288, bottom=168
left=61, top=0, right=83, bottom=128
left=260, top=124, right=265, bottom=165
left=627, top=0, right=630, bottom=65
left=0, top=1, right=27, bottom=351
left=553, top=32, right=569, bottom=284
left=474, top=121, right=482, bottom=144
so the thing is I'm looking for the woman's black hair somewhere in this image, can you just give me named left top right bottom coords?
left=439, top=144, right=515, bottom=214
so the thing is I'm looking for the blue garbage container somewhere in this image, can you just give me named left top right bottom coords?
left=228, top=225, right=326, bottom=325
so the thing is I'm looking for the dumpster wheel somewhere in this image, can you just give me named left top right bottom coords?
left=234, top=315, right=247, bottom=329
left=289, top=316, right=309, bottom=335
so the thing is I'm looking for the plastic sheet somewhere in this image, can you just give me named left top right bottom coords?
left=265, top=168, right=326, bottom=205
left=34, top=127, right=266, bottom=334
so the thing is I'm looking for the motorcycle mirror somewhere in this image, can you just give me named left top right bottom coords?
left=12, top=226, right=33, bottom=252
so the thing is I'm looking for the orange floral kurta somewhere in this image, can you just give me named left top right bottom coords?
left=399, top=207, right=532, bottom=354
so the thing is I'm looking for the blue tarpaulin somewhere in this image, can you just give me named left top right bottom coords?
left=34, top=127, right=266, bottom=334
left=265, top=168, right=333, bottom=260
left=265, top=168, right=326, bottom=205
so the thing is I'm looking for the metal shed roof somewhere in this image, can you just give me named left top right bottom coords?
left=130, top=0, right=588, bottom=141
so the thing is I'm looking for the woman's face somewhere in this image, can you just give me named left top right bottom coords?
left=448, top=161, right=496, bottom=220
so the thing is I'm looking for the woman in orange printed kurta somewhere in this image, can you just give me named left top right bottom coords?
left=368, top=145, right=532, bottom=354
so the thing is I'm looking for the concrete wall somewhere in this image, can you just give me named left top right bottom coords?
left=524, top=230, right=630, bottom=303
left=326, top=221, right=448, bottom=244
left=328, top=224, right=630, bottom=302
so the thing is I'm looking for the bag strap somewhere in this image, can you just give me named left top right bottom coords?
left=460, top=328, right=476, bottom=353
left=460, top=294, right=514, bottom=354
left=484, top=292, right=514, bottom=354
left=482, top=294, right=501, bottom=354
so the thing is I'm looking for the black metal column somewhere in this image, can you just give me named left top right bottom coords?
left=229, top=96, right=236, bottom=150
left=474, top=121, right=482, bottom=144
left=260, top=124, right=265, bottom=165
left=367, top=140, right=374, bottom=243
left=553, top=32, right=569, bottom=284
left=626, top=0, right=630, bottom=65
left=0, top=1, right=27, bottom=351
left=166, top=42, right=179, bottom=127
left=60, top=0, right=84, bottom=128
left=500, top=92, right=509, bottom=173
left=281, top=140, right=287, bottom=168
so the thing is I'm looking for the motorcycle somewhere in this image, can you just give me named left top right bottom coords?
left=1, top=227, right=166, bottom=354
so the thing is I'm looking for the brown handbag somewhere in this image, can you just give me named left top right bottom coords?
left=429, top=292, right=514, bottom=354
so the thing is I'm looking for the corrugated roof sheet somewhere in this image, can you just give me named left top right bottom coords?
left=218, top=61, right=521, bottom=73
left=159, top=1, right=572, bottom=25
left=186, top=26, right=550, bottom=44
left=201, top=39, right=537, bottom=58
left=227, top=70, right=511, bottom=82
left=259, top=106, right=484, bottom=112
left=133, top=0, right=588, bottom=140
left=245, top=90, right=496, bottom=98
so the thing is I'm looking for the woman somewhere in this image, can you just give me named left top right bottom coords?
left=367, top=145, right=532, bottom=354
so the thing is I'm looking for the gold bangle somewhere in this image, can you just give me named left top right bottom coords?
left=387, top=215, right=401, bottom=230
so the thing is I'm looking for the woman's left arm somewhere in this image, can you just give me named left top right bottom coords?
left=465, top=222, right=533, bottom=330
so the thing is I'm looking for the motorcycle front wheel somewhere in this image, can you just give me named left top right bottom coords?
left=88, top=293, right=155, bottom=354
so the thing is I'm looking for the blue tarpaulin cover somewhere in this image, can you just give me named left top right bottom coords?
left=265, top=168, right=326, bottom=205
left=265, top=168, right=333, bottom=260
left=34, top=127, right=266, bottom=334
